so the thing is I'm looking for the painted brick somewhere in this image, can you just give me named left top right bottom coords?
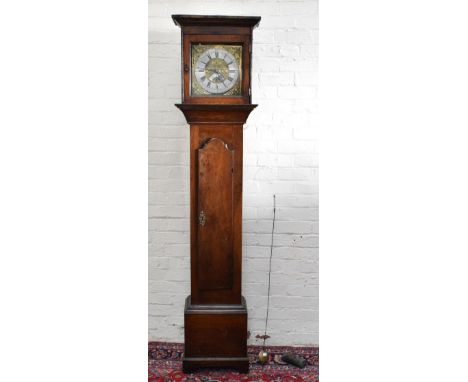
left=259, top=72, right=294, bottom=86
left=254, top=29, right=276, bottom=44
left=254, top=57, right=281, bottom=72
left=293, top=127, right=319, bottom=140
left=295, top=154, right=319, bottom=167
left=278, top=85, right=316, bottom=99
left=149, top=155, right=186, bottom=169
left=149, top=217, right=189, bottom=232
left=148, top=43, right=179, bottom=58
left=295, top=71, right=317, bottom=86
left=277, top=139, right=318, bottom=154
left=279, top=45, right=301, bottom=57
left=280, top=58, right=317, bottom=72
left=274, top=221, right=316, bottom=234
left=149, top=179, right=188, bottom=193
left=278, top=1, right=317, bottom=16
left=300, top=45, right=319, bottom=59
left=277, top=167, right=317, bottom=180
left=149, top=126, right=187, bottom=139
left=148, top=205, right=187, bottom=218
left=257, top=206, right=318, bottom=221
left=257, top=153, right=295, bottom=167
left=149, top=137, right=186, bottom=152
left=275, top=30, right=312, bottom=45
left=149, top=243, right=189, bottom=258
left=273, top=247, right=319, bottom=261
left=148, top=192, right=187, bottom=206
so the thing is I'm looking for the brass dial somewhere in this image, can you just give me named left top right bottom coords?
left=191, top=44, right=242, bottom=96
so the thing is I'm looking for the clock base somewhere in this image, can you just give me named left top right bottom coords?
left=182, top=295, right=249, bottom=374
left=182, top=357, right=249, bottom=374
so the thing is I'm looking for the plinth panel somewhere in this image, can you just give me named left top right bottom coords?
left=183, top=296, right=249, bottom=373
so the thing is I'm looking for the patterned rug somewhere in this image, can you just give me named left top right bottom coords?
left=149, top=342, right=319, bottom=382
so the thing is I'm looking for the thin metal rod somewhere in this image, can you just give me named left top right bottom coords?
left=263, top=194, right=276, bottom=349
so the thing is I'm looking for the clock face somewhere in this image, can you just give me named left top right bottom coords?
left=191, top=44, right=242, bottom=97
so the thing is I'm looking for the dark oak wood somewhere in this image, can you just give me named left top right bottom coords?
left=197, top=138, right=234, bottom=291
left=183, top=296, right=249, bottom=373
left=176, top=104, right=257, bottom=124
left=183, top=25, right=251, bottom=35
left=173, top=15, right=260, bottom=374
left=172, top=15, right=261, bottom=28
left=173, top=15, right=259, bottom=105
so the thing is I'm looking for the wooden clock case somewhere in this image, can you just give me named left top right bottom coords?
left=172, top=15, right=261, bottom=374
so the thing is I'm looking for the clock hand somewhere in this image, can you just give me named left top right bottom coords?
left=211, top=69, right=225, bottom=82
left=209, top=72, right=218, bottom=81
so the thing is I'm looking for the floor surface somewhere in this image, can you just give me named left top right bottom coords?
left=148, top=341, right=319, bottom=381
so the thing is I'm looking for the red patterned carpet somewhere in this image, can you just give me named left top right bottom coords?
left=149, top=342, right=319, bottom=382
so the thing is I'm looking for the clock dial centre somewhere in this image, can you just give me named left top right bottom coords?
left=205, top=58, right=229, bottom=82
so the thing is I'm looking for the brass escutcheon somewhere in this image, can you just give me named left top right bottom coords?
left=199, top=210, right=206, bottom=226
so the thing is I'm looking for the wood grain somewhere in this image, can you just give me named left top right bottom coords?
left=197, top=138, right=234, bottom=291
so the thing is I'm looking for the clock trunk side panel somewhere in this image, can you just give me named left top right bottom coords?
left=189, top=124, right=243, bottom=305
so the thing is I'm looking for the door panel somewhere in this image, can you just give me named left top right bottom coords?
left=197, top=138, right=234, bottom=291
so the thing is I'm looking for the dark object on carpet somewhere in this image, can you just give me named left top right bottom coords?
left=282, top=352, right=307, bottom=368
left=149, top=341, right=319, bottom=382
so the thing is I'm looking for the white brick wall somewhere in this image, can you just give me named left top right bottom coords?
left=149, top=0, right=318, bottom=346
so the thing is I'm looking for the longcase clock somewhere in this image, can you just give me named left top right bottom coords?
left=172, top=15, right=261, bottom=373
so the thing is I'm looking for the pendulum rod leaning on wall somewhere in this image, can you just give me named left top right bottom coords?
left=264, top=194, right=276, bottom=346
left=257, top=194, right=276, bottom=364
